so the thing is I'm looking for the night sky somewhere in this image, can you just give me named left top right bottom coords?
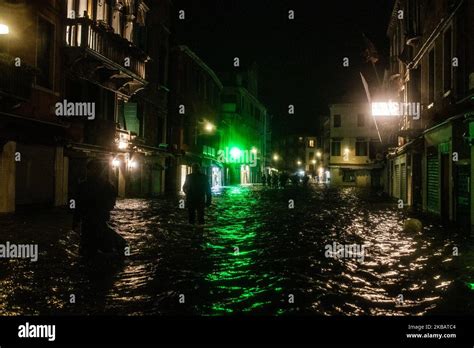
left=172, top=0, right=395, bottom=136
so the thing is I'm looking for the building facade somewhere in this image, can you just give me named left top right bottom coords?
left=219, top=64, right=268, bottom=185
left=63, top=0, right=171, bottom=200
left=327, top=103, right=385, bottom=187
left=0, top=0, right=67, bottom=212
left=167, top=45, right=223, bottom=193
left=386, top=0, right=474, bottom=229
left=273, top=134, right=322, bottom=179
left=0, top=0, right=171, bottom=214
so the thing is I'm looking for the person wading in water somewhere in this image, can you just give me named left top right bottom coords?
left=73, top=159, right=124, bottom=257
left=183, top=163, right=212, bottom=226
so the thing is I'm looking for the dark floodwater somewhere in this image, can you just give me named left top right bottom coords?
left=1, top=185, right=474, bottom=315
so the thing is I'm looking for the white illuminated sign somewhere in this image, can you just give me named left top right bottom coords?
left=371, top=102, right=400, bottom=117
left=371, top=101, right=420, bottom=119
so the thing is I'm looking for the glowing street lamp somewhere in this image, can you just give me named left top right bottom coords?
left=112, top=158, right=121, bottom=168
left=0, top=24, right=9, bottom=35
left=128, top=160, right=137, bottom=169
left=316, top=151, right=321, bottom=158
left=118, top=140, right=128, bottom=150
left=312, top=159, right=316, bottom=164
left=297, top=160, right=302, bottom=166
left=204, top=122, right=215, bottom=132
left=273, top=154, right=279, bottom=161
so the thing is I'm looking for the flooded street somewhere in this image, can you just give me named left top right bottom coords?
left=1, top=185, right=474, bottom=315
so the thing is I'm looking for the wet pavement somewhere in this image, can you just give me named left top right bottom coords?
left=1, top=184, right=474, bottom=315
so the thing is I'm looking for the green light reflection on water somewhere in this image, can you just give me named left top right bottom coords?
left=205, top=185, right=271, bottom=314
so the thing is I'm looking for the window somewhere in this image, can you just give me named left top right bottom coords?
left=78, top=0, right=88, bottom=17
left=443, top=27, right=452, bottom=93
left=308, top=139, right=315, bottom=148
left=342, top=170, right=356, bottom=183
left=331, top=139, right=341, bottom=156
left=333, top=114, right=341, bottom=127
left=36, top=17, right=55, bottom=89
left=112, top=2, right=125, bottom=36
left=357, top=114, right=365, bottom=127
left=355, top=139, right=368, bottom=156
left=96, top=0, right=108, bottom=21
left=134, top=16, right=148, bottom=51
left=428, top=48, right=435, bottom=103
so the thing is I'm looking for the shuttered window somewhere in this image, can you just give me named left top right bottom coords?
left=427, top=155, right=440, bottom=212
left=394, top=164, right=400, bottom=198
left=401, top=163, right=407, bottom=203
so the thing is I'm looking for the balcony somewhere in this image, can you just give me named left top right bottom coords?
left=0, top=53, right=35, bottom=107
left=64, top=16, right=149, bottom=96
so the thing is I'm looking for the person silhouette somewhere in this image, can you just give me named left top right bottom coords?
left=183, top=163, right=212, bottom=226
left=73, top=159, right=121, bottom=256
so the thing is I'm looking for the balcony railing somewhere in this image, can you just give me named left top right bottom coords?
left=65, top=17, right=147, bottom=80
left=0, top=54, right=35, bottom=102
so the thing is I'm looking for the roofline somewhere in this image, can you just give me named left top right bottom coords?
left=172, top=45, right=223, bottom=89
left=222, top=85, right=267, bottom=112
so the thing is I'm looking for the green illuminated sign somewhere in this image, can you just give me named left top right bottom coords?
left=217, top=147, right=257, bottom=167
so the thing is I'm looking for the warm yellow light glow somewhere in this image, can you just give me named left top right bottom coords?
left=205, top=123, right=215, bottom=132
left=0, top=24, right=9, bottom=35
left=312, top=159, right=316, bottom=164
left=129, top=160, right=137, bottom=169
left=316, top=151, right=321, bottom=158
left=118, top=140, right=128, bottom=150
left=251, top=147, right=257, bottom=154
left=297, top=160, right=302, bottom=165
left=273, top=154, right=279, bottom=161
left=371, top=101, right=399, bottom=116
left=112, top=159, right=120, bottom=167
left=344, top=148, right=349, bottom=154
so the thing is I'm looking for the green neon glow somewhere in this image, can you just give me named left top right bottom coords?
left=230, top=147, right=241, bottom=159
left=467, top=283, right=474, bottom=290
left=200, top=185, right=289, bottom=314
left=229, top=187, right=243, bottom=195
